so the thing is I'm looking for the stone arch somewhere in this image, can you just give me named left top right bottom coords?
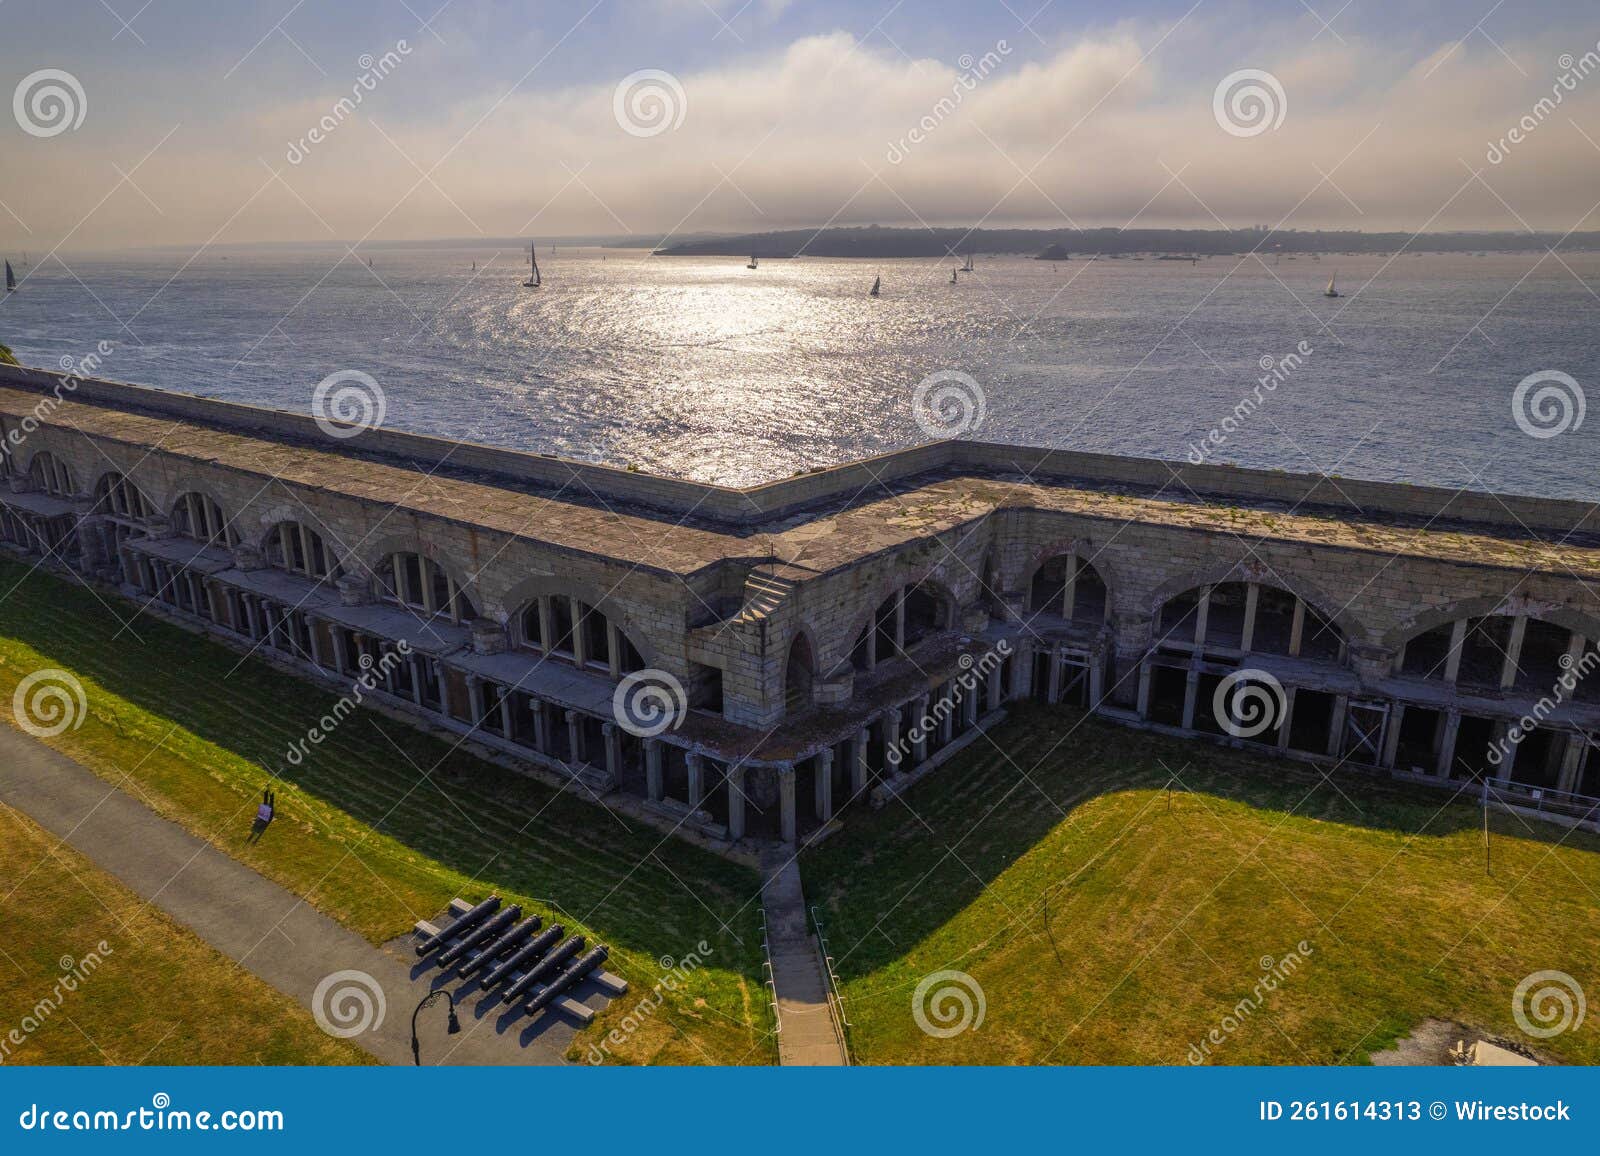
left=23, top=449, right=75, bottom=496
left=836, top=571, right=960, bottom=675
left=90, top=470, right=155, bottom=519
left=168, top=489, right=238, bottom=546
left=1146, top=559, right=1371, bottom=647
left=259, top=518, right=342, bottom=580
left=499, top=573, right=660, bottom=671
left=1021, top=543, right=1115, bottom=624
left=359, top=532, right=482, bottom=619
left=1381, top=593, right=1600, bottom=653
left=784, top=630, right=818, bottom=710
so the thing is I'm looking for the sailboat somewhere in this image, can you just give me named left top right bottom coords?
left=869, top=275, right=880, bottom=297
left=961, top=253, right=974, bottom=273
left=746, top=255, right=758, bottom=270
left=523, top=243, right=541, bottom=288
left=1324, top=274, right=1341, bottom=299
left=4, top=261, right=14, bottom=293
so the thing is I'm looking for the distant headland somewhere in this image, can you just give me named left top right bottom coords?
left=654, top=225, right=1600, bottom=260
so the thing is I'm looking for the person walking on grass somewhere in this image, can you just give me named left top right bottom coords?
left=247, top=787, right=276, bottom=844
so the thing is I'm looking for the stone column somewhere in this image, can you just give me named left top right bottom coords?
left=726, top=763, right=747, bottom=840
left=498, top=687, right=515, bottom=739
left=1380, top=703, right=1404, bottom=768
left=408, top=653, right=425, bottom=706
left=1443, top=620, right=1467, bottom=683
left=938, top=688, right=955, bottom=744
left=466, top=674, right=486, bottom=726
left=644, top=738, right=664, bottom=801
left=1240, top=583, right=1260, bottom=653
left=686, top=752, right=705, bottom=810
left=1089, top=655, right=1106, bottom=709
left=909, top=694, right=930, bottom=763
left=1491, top=721, right=1516, bottom=783
left=1136, top=662, right=1153, bottom=719
left=1111, top=612, right=1152, bottom=709
left=1436, top=710, right=1461, bottom=778
left=433, top=659, right=452, bottom=717
left=853, top=727, right=870, bottom=795
left=1276, top=687, right=1297, bottom=751
left=814, top=748, right=834, bottom=824
left=1326, top=694, right=1349, bottom=758
left=1557, top=733, right=1585, bottom=794
left=1180, top=668, right=1200, bottom=731
left=777, top=762, right=797, bottom=845
left=243, top=595, right=262, bottom=640
left=565, top=710, right=583, bottom=765
left=330, top=627, right=349, bottom=674
left=882, top=708, right=903, bottom=774
left=1193, top=586, right=1212, bottom=646
left=963, top=685, right=980, bottom=729
left=1011, top=640, right=1035, bottom=700
left=1500, top=615, right=1528, bottom=690
left=1046, top=646, right=1063, bottom=704
left=530, top=698, right=549, bottom=753
left=1288, top=598, right=1306, bottom=657
left=602, top=721, right=622, bottom=781
left=985, top=666, right=1002, bottom=712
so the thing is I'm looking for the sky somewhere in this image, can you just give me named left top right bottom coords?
left=2, top=0, right=1599, bottom=249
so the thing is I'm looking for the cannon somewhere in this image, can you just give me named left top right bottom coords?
left=482, top=925, right=564, bottom=989
left=457, top=915, right=542, bottom=978
left=504, top=935, right=585, bottom=1003
left=415, top=895, right=500, bottom=957
left=438, top=904, right=522, bottom=967
left=526, top=945, right=609, bottom=1014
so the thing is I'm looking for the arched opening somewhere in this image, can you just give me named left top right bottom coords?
left=1399, top=614, right=1596, bottom=701
left=1155, top=580, right=1346, bottom=662
left=28, top=452, right=74, bottom=497
left=515, top=592, right=646, bottom=676
left=373, top=551, right=476, bottom=623
left=850, top=579, right=955, bottom=672
left=264, top=520, right=340, bottom=580
left=171, top=492, right=237, bottom=547
left=1027, top=553, right=1109, bottom=624
left=785, top=634, right=815, bottom=711
left=91, top=472, right=153, bottom=519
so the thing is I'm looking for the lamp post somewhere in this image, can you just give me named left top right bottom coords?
left=410, top=989, right=462, bottom=1066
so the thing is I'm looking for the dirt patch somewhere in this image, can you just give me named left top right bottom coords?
left=1371, top=1018, right=1544, bottom=1065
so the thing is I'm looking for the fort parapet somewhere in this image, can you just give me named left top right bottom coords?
left=3, top=361, right=1598, bottom=848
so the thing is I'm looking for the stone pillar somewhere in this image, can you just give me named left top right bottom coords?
left=1436, top=710, right=1461, bottom=778
left=1491, top=721, right=1516, bottom=783
left=433, top=659, right=452, bottom=717
left=330, top=627, right=349, bottom=674
left=466, top=674, right=486, bottom=726
left=243, top=595, right=262, bottom=640
left=565, top=710, right=583, bottom=765
left=1089, top=656, right=1106, bottom=710
left=1193, top=586, right=1212, bottom=646
left=1444, top=620, right=1467, bottom=683
left=882, top=707, right=903, bottom=773
left=1288, top=598, right=1306, bottom=657
left=853, top=727, right=870, bottom=794
left=1380, top=703, right=1404, bottom=768
left=963, top=684, right=980, bottom=728
left=1276, top=687, right=1297, bottom=751
left=408, top=653, right=425, bottom=706
left=1500, top=615, right=1527, bottom=690
left=1557, top=733, right=1585, bottom=794
left=602, top=722, right=622, bottom=781
left=1326, top=694, right=1349, bottom=758
left=498, top=687, right=515, bottom=739
left=1011, top=640, right=1035, bottom=700
left=986, top=666, right=1003, bottom=712
left=938, top=688, right=955, bottom=744
left=1180, top=668, right=1200, bottom=731
left=645, top=738, right=664, bottom=801
left=1046, top=647, right=1062, bottom=704
left=911, top=694, right=931, bottom=763
left=777, top=762, right=797, bottom=844
left=1240, top=583, right=1260, bottom=652
left=686, top=751, right=705, bottom=810
left=530, top=698, right=549, bottom=753
left=1111, top=613, right=1152, bottom=709
left=814, top=748, right=834, bottom=823
left=726, top=763, right=747, bottom=840
left=1136, top=662, right=1153, bottom=719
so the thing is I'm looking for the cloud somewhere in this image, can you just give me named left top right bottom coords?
left=8, top=18, right=1600, bottom=248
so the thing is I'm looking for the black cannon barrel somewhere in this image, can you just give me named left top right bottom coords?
left=526, top=945, right=609, bottom=1014
left=457, top=915, right=542, bottom=977
left=415, top=895, right=500, bottom=957
left=482, top=924, right=564, bottom=989
left=438, top=904, right=522, bottom=967
left=504, top=935, right=585, bottom=1003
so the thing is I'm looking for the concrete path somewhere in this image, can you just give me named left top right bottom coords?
left=0, top=726, right=577, bottom=1065
left=762, top=857, right=848, bottom=1065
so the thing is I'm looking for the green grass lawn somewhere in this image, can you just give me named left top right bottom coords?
left=806, top=703, right=1600, bottom=1065
left=0, top=557, right=774, bottom=1065
left=0, top=804, right=369, bottom=1065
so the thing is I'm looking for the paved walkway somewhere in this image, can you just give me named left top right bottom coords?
left=762, top=857, right=848, bottom=1065
left=0, top=726, right=574, bottom=1065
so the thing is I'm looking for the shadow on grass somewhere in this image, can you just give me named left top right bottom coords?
left=804, top=699, right=1600, bottom=983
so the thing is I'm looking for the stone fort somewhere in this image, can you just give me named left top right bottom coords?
left=3, top=362, right=1598, bottom=851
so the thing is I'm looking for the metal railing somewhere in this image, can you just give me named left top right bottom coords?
left=811, top=904, right=853, bottom=1064
left=758, top=907, right=781, bottom=1035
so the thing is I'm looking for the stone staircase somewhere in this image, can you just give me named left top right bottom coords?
left=761, top=858, right=849, bottom=1066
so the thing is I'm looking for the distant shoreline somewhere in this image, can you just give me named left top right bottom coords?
left=654, top=226, right=1600, bottom=260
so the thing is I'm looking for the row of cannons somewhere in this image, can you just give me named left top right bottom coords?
left=412, top=895, right=628, bottom=1028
